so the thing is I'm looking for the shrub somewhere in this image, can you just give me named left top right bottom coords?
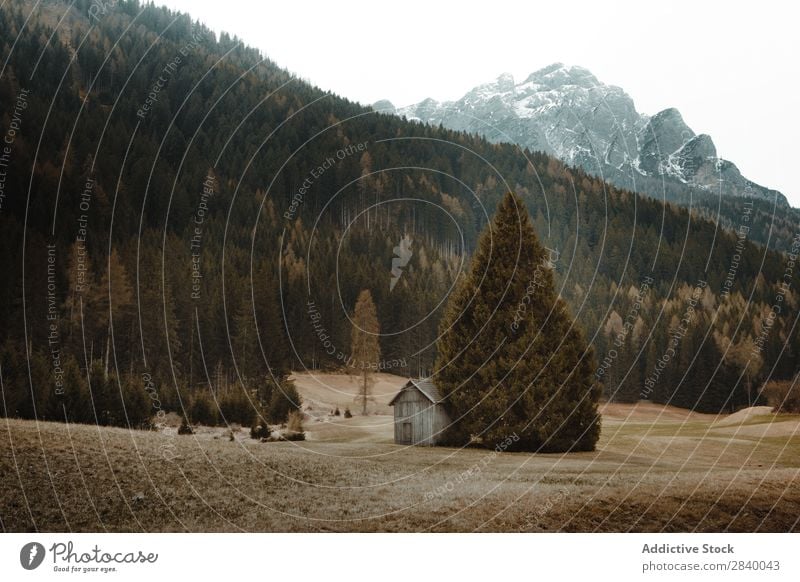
left=84, top=363, right=151, bottom=428
left=219, top=389, right=256, bottom=426
left=178, top=417, right=194, bottom=435
left=250, top=421, right=270, bottom=439
left=333, top=406, right=340, bottom=416
left=763, top=380, right=800, bottom=414
left=0, top=341, right=30, bottom=418
left=119, top=374, right=152, bottom=429
left=343, top=407, right=352, bottom=418
left=267, top=380, right=301, bottom=423
left=88, top=360, right=113, bottom=425
left=287, top=410, right=304, bottom=433
left=190, top=391, right=218, bottom=426
left=58, top=355, right=92, bottom=424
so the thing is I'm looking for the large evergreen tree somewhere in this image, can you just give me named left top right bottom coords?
left=0, top=0, right=798, bottom=430
left=434, top=192, right=601, bottom=452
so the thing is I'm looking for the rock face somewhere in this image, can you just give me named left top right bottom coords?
left=387, top=63, right=787, bottom=206
left=372, top=99, right=396, bottom=114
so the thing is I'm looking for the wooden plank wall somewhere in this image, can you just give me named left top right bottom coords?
left=393, top=387, right=450, bottom=445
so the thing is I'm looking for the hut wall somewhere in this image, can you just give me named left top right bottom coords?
left=393, top=387, right=449, bottom=446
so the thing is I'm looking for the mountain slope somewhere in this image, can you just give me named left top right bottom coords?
left=0, top=0, right=798, bottom=420
left=387, top=64, right=795, bottom=249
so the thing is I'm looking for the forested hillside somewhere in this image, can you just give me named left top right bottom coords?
left=393, top=66, right=799, bottom=252
left=1, top=0, right=798, bottom=426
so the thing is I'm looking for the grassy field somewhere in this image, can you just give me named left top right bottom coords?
left=1, top=372, right=799, bottom=532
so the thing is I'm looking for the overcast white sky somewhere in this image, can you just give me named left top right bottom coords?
left=159, top=0, right=799, bottom=205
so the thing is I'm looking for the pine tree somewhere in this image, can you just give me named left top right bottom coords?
left=91, top=248, right=134, bottom=378
left=350, top=289, right=380, bottom=415
left=434, top=192, right=600, bottom=452
left=267, top=379, right=301, bottom=423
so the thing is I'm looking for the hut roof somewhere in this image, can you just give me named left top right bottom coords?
left=389, top=378, right=443, bottom=405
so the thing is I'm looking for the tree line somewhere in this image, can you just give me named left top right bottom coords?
left=0, top=0, right=798, bottom=433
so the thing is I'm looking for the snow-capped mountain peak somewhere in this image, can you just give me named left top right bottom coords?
left=385, top=63, right=787, bottom=206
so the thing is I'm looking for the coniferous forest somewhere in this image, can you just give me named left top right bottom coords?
left=1, top=0, right=799, bottom=440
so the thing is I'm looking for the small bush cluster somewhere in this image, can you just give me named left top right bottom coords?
left=261, top=431, right=305, bottom=442
left=0, top=338, right=307, bottom=436
left=0, top=348, right=153, bottom=428
left=190, top=379, right=302, bottom=428
left=250, top=421, right=270, bottom=440
left=257, top=411, right=305, bottom=442
left=287, top=410, right=303, bottom=432
left=763, top=380, right=800, bottom=414
left=178, top=417, right=194, bottom=435
left=267, top=380, right=302, bottom=423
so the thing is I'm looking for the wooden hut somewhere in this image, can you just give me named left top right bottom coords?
left=389, top=378, right=450, bottom=446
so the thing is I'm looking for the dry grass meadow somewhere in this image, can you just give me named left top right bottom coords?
left=2, top=372, right=799, bottom=532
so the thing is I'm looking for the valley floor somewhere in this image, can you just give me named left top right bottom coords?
left=1, top=373, right=799, bottom=532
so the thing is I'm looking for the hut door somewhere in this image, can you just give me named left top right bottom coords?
left=402, top=422, right=412, bottom=444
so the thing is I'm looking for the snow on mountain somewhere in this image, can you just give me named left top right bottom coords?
left=385, top=64, right=787, bottom=206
